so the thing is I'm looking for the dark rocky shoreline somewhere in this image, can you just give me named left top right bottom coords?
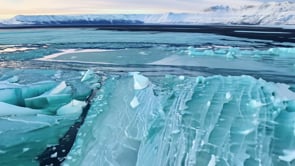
left=1, top=24, right=295, bottom=42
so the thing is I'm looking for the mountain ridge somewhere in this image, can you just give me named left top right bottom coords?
left=1, top=2, right=295, bottom=26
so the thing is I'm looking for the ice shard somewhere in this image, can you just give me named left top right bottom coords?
left=65, top=74, right=295, bottom=166
left=0, top=102, right=42, bottom=116
left=185, top=46, right=295, bottom=59
left=132, top=72, right=150, bottom=90
left=0, top=70, right=98, bottom=166
left=0, top=81, right=57, bottom=106
left=56, top=100, right=87, bottom=116
left=24, top=81, right=72, bottom=114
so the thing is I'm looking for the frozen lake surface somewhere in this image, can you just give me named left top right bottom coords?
left=0, top=27, right=295, bottom=165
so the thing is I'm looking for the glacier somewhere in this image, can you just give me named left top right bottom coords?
left=64, top=74, right=295, bottom=166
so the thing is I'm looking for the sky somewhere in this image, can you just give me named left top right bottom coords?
left=0, top=0, right=290, bottom=19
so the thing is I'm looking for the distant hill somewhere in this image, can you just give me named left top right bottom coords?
left=1, top=2, right=294, bottom=26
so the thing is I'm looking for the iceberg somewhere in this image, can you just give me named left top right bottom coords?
left=57, top=100, right=87, bottom=116
left=64, top=74, right=295, bottom=166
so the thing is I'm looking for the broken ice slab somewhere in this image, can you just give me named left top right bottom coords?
left=57, top=100, right=87, bottom=116
left=24, top=81, right=72, bottom=113
left=46, top=81, right=68, bottom=95
left=0, top=69, right=98, bottom=166
left=65, top=74, right=295, bottom=166
left=0, top=114, right=79, bottom=166
left=185, top=46, right=295, bottom=58
left=0, top=81, right=57, bottom=106
left=24, top=94, right=72, bottom=113
left=72, top=69, right=101, bottom=101
left=81, top=69, right=102, bottom=86
left=0, top=70, right=99, bottom=114
left=0, top=102, right=42, bottom=116
left=81, top=69, right=95, bottom=82
left=132, top=72, right=150, bottom=90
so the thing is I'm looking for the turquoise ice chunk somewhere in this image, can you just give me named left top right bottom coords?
left=65, top=74, right=295, bottom=166
left=0, top=102, right=42, bottom=116
left=0, top=81, right=57, bottom=106
left=24, top=81, right=72, bottom=113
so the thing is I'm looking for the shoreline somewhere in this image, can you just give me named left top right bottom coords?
left=0, top=24, right=294, bottom=43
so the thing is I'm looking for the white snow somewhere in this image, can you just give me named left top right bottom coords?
left=81, top=69, right=95, bottom=82
left=225, top=92, right=231, bottom=100
left=50, top=152, right=58, bottom=158
left=276, top=83, right=295, bottom=100
left=249, top=100, right=264, bottom=108
left=207, top=101, right=211, bottom=107
left=0, top=47, right=36, bottom=53
left=48, top=81, right=67, bottom=95
left=56, top=100, right=87, bottom=116
left=1, top=2, right=295, bottom=25
left=133, top=73, right=150, bottom=90
left=178, top=75, right=185, bottom=80
left=130, top=96, right=140, bottom=109
left=279, top=149, right=295, bottom=162
left=208, top=155, right=216, bottom=166
left=36, top=49, right=111, bottom=61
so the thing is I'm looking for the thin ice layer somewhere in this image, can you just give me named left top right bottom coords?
left=64, top=74, right=295, bottom=166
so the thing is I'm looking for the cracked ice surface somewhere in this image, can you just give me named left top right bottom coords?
left=65, top=74, right=295, bottom=166
left=0, top=69, right=100, bottom=165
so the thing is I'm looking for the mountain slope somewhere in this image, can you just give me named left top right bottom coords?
left=1, top=2, right=295, bottom=26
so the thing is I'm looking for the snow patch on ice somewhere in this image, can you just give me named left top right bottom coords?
left=81, top=69, right=95, bottom=82
left=276, top=83, right=295, bottom=100
left=50, top=152, right=58, bottom=158
left=178, top=75, right=185, bottom=80
left=48, top=81, right=67, bottom=95
left=56, top=100, right=86, bottom=116
left=130, top=96, right=140, bottom=109
left=249, top=100, right=264, bottom=108
left=279, top=149, right=295, bottom=162
left=36, top=49, right=112, bottom=61
left=225, top=92, right=232, bottom=100
left=208, top=155, right=216, bottom=166
left=0, top=47, right=36, bottom=53
left=133, top=73, right=150, bottom=90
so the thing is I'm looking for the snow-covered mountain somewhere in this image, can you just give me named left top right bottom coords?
left=1, top=15, right=145, bottom=25
left=1, top=1, right=295, bottom=26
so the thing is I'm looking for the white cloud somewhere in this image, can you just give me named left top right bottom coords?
left=0, top=0, right=286, bottom=18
